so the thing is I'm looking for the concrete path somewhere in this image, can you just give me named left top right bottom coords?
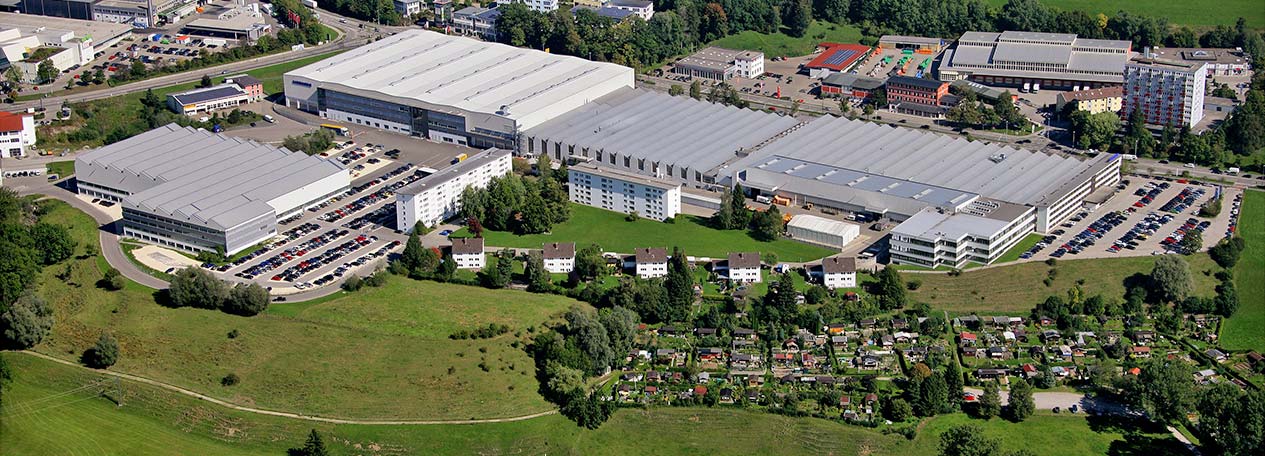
left=18, top=350, right=557, bottom=425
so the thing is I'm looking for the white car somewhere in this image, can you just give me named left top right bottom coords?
left=1184, top=163, right=1197, bottom=168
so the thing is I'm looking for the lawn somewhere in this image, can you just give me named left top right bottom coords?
left=0, top=354, right=910, bottom=455
left=981, top=0, right=1265, bottom=29
left=903, top=413, right=1186, bottom=455
left=1220, top=189, right=1264, bottom=352
left=710, top=21, right=865, bottom=58
left=31, top=199, right=579, bottom=421
left=44, top=160, right=74, bottom=178
left=453, top=204, right=837, bottom=263
left=995, top=233, right=1046, bottom=264
left=910, top=253, right=1222, bottom=314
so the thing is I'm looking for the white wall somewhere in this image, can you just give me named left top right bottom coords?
left=266, top=168, right=350, bottom=218
left=637, top=261, right=667, bottom=278
left=729, top=267, right=761, bottom=283
left=824, top=272, right=857, bottom=289
left=544, top=257, right=574, bottom=273
left=568, top=167, right=681, bottom=221
left=454, top=252, right=484, bottom=269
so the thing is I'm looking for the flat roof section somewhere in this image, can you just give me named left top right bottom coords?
left=169, top=84, right=245, bottom=106
left=397, top=148, right=510, bottom=196
left=0, top=11, right=133, bottom=43
left=570, top=161, right=681, bottom=191
left=286, top=29, right=633, bottom=128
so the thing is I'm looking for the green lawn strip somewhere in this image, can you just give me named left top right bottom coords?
left=710, top=21, right=865, bottom=58
left=995, top=233, right=1046, bottom=264
left=453, top=204, right=835, bottom=263
left=1220, top=189, right=1264, bottom=352
left=44, top=160, right=75, bottom=177
left=900, top=413, right=1186, bottom=455
left=980, top=0, right=1264, bottom=29
left=912, top=254, right=1222, bottom=314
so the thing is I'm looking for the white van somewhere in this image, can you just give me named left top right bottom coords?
left=263, top=114, right=275, bottom=123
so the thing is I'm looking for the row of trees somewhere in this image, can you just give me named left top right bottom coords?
left=712, top=184, right=784, bottom=241
left=459, top=156, right=569, bottom=235
left=531, top=306, right=638, bottom=427
left=0, top=189, right=76, bottom=351
left=282, top=128, right=336, bottom=155
left=167, top=268, right=270, bottom=316
left=945, top=90, right=1027, bottom=131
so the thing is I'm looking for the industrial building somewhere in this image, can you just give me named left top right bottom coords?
left=885, top=75, right=950, bottom=118
left=672, top=46, right=764, bottom=81
left=786, top=214, right=860, bottom=250
left=396, top=148, right=512, bottom=232
left=1123, top=57, right=1207, bottom=128
left=568, top=161, right=682, bottom=221
left=0, top=12, right=132, bottom=82
left=183, top=3, right=271, bottom=41
left=939, top=31, right=1132, bottom=90
left=878, top=35, right=945, bottom=53
left=75, top=124, right=349, bottom=254
left=22, top=0, right=192, bottom=27
left=284, top=30, right=633, bottom=150
left=820, top=73, right=884, bottom=99
left=523, top=87, right=800, bottom=187
left=1055, top=86, right=1123, bottom=115
left=804, top=43, right=873, bottom=78
left=0, top=110, right=35, bottom=158
left=166, top=74, right=263, bottom=115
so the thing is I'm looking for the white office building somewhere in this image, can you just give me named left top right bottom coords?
left=0, top=111, right=36, bottom=158
left=542, top=242, right=575, bottom=274
left=605, top=0, right=653, bottom=20
left=451, top=237, right=485, bottom=269
left=888, top=203, right=1037, bottom=268
left=0, top=12, right=133, bottom=83
left=633, top=247, right=668, bottom=279
left=396, top=148, right=512, bottom=232
left=511, top=0, right=558, bottom=12
left=673, top=47, right=764, bottom=81
left=393, top=0, right=422, bottom=16
left=284, top=30, right=633, bottom=150
left=725, top=252, right=761, bottom=283
left=819, top=256, right=857, bottom=289
left=568, top=162, right=681, bottom=221
left=74, top=124, right=349, bottom=255
left=1123, top=57, right=1207, bottom=128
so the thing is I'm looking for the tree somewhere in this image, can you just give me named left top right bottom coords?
left=781, top=0, right=811, bottom=38
left=289, top=429, right=329, bottom=456
left=750, top=206, right=783, bottom=241
left=756, top=273, right=798, bottom=327
left=1214, top=276, right=1239, bottom=317
left=130, top=60, right=148, bottom=79
left=199, top=74, right=213, bottom=88
left=566, top=306, right=614, bottom=374
left=917, top=373, right=950, bottom=416
left=223, top=283, right=269, bottom=316
left=29, top=223, right=75, bottom=265
left=36, top=60, right=58, bottom=84
left=689, top=80, right=702, bottom=99
left=168, top=267, right=229, bottom=309
left=886, top=397, right=914, bottom=422
left=84, top=332, right=119, bottom=368
left=1196, top=384, right=1265, bottom=456
left=524, top=251, right=552, bottom=292
left=727, top=184, right=750, bottom=229
left=1179, top=230, right=1202, bottom=255
left=399, top=229, right=428, bottom=275
left=480, top=250, right=513, bottom=288
left=436, top=252, right=456, bottom=282
left=1130, top=357, right=1194, bottom=424
left=1069, top=110, right=1121, bottom=150
left=1006, top=378, right=1035, bottom=422
left=598, top=306, right=638, bottom=358
left=517, top=191, right=552, bottom=234
left=663, top=247, right=694, bottom=322
left=5, top=66, right=22, bottom=86
left=1150, top=255, right=1192, bottom=303
left=0, top=240, right=39, bottom=306
left=979, top=381, right=1001, bottom=419
left=574, top=243, right=605, bottom=281
left=874, top=267, right=908, bottom=310
left=0, top=292, right=54, bottom=349
left=939, top=423, right=1001, bottom=456
left=101, top=267, right=126, bottom=291
left=812, top=0, right=849, bottom=22
left=944, top=359, right=963, bottom=406
left=669, top=84, right=684, bottom=96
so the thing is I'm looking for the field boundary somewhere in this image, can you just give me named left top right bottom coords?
left=15, top=350, right=558, bottom=425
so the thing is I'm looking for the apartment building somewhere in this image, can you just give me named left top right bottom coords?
left=1055, top=86, right=1123, bottom=115
left=820, top=256, right=857, bottom=289
left=726, top=252, right=761, bottom=283
left=396, top=149, right=511, bottom=232
left=605, top=0, right=652, bottom=20
left=451, top=237, right=485, bottom=269
left=886, top=75, right=950, bottom=118
left=1123, top=57, right=1207, bottom=128
left=634, top=247, right=668, bottom=279
left=568, top=162, right=681, bottom=221
left=542, top=242, right=576, bottom=274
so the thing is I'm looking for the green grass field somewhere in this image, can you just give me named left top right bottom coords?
left=911, top=253, right=1222, bottom=314
left=1220, top=190, right=1264, bottom=352
left=981, top=0, right=1265, bottom=29
left=31, top=199, right=579, bottom=421
left=710, top=21, right=865, bottom=58
left=907, top=413, right=1186, bottom=455
left=996, top=233, right=1046, bottom=264
left=454, top=204, right=836, bottom=262
left=44, top=160, right=74, bottom=178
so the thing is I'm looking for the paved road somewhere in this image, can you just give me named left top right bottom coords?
left=18, top=350, right=558, bottom=425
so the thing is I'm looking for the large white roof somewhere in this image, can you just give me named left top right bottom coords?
left=286, top=29, right=633, bottom=127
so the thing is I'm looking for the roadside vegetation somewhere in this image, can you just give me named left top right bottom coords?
left=1219, top=190, right=1263, bottom=351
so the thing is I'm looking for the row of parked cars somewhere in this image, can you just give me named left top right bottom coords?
left=1051, top=211, right=1128, bottom=258
left=316, top=164, right=424, bottom=224
left=1160, top=186, right=1206, bottom=214
left=271, top=234, right=377, bottom=284
left=1109, top=211, right=1173, bottom=254
left=238, top=228, right=347, bottom=279
left=1131, top=181, right=1171, bottom=209
left=1226, top=192, right=1244, bottom=238
left=1160, top=217, right=1211, bottom=252
left=1017, top=233, right=1061, bottom=260
left=331, top=240, right=403, bottom=280
left=344, top=203, right=396, bottom=231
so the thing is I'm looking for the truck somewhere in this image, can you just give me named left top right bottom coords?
left=1032, top=83, right=1040, bottom=93
left=1226, top=167, right=1240, bottom=175
left=1121, top=154, right=1138, bottom=161
left=451, top=153, right=468, bottom=164
left=1022, top=82, right=1031, bottom=93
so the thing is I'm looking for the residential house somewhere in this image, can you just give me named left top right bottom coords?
left=1130, top=346, right=1152, bottom=358
left=1132, top=330, right=1156, bottom=344
left=450, top=238, right=484, bottom=269
left=1206, top=348, right=1228, bottom=362
left=976, top=368, right=1009, bottom=380
left=726, top=252, right=762, bottom=283
left=959, top=331, right=978, bottom=346
left=733, top=328, right=756, bottom=340
left=821, top=256, right=857, bottom=289
left=988, top=346, right=1010, bottom=360
left=1041, top=330, right=1062, bottom=343
left=541, top=242, right=575, bottom=274
left=0, top=111, right=36, bottom=158
left=634, top=247, right=669, bottom=278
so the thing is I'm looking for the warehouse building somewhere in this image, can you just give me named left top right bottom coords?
left=523, top=87, right=800, bottom=187
left=820, top=73, right=884, bottom=99
left=723, top=115, right=1120, bottom=267
left=0, top=12, right=133, bottom=82
left=396, top=148, right=512, bottom=233
left=568, top=161, right=682, bottom=221
left=1148, top=47, right=1249, bottom=76
left=786, top=214, right=860, bottom=250
left=166, top=75, right=264, bottom=115
left=284, top=30, right=633, bottom=150
left=939, top=31, right=1132, bottom=90
left=1123, top=57, right=1207, bottom=128
left=672, top=46, right=764, bottom=81
left=75, top=124, right=349, bottom=254
left=879, top=35, right=945, bottom=53
left=804, top=43, right=873, bottom=78
left=183, top=4, right=271, bottom=41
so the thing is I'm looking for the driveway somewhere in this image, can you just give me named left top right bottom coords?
left=964, top=388, right=1127, bottom=415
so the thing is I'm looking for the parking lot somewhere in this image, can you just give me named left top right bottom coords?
left=196, top=142, right=440, bottom=295
left=1017, top=177, right=1242, bottom=262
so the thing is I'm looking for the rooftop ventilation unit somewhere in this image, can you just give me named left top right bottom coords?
left=988, top=153, right=1007, bottom=163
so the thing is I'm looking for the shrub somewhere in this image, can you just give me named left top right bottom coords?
left=906, top=279, right=922, bottom=291
left=100, top=267, right=126, bottom=291
left=222, top=283, right=269, bottom=316
left=83, top=332, right=119, bottom=368
left=341, top=275, right=363, bottom=291
left=221, top=373, right=240, bottom=386
left=227, top=329, right=240, bottom=339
